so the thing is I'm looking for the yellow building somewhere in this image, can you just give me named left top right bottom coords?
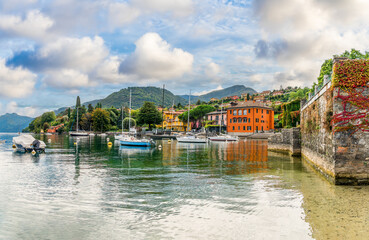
left=161, top=110, right=189, bottom=131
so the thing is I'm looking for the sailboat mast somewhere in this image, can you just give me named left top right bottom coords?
left=129, top=89, right=132, bottom=131
left=162, top=84, right=165, bottom=131
left=121, top=105, right=124, bottom=134
left=187, top=90, right=191, bottom=133
left=219, top=99, right=223, bottom=134
left=76, top=107, right=79, bottom=132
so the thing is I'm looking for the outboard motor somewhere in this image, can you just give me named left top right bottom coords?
left=32, top=139, right=41, bottom=150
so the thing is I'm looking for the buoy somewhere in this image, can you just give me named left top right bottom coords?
left=12, top=144, right=16, bottom=149
left=74, top=142, right=77, bottom=145
left=48, top=139, right=51, bottom=143
left=168, top=139, right=172, bottom=143
left=158, top=145, right=162, bottom=149
left=108, top=142, right=113, bottom=146
left=31, top=150, right=36, bottom=155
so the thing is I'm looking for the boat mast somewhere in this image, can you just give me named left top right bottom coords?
left=76, top=107, right=79, bottom=132
left=129, top=89, right=132, bottom=132
left=162, top=84, right=165, bottom=131
left=121, top=105, right=123, bottom=134
left=219, top=99, right=223, bottom=134
left=187, top=90, right=191, bottom=133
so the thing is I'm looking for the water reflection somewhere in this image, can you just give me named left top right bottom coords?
left=0, top=134, right=368, bottom=239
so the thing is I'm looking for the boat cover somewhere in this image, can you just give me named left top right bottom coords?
left=13, top=135, right=46, bottom=149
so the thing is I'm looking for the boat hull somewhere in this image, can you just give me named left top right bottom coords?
left=177, top=137, right=207, bottom=143
left=120, top=140, right=153, bottom=147
left=208, top=137, right=238, bottom=142
left=70, top=132, right=89, bottom=137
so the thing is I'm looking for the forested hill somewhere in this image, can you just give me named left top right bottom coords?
left=83, top=87, right=187, bottom=109
left=180, top=85, right=257, bottom=102
left=0, top=113, right=33, bottom=132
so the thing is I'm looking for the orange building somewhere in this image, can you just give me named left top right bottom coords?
left=226, top=101, right=274, bottom=135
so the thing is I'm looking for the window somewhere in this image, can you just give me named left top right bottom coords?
left=243, top=109, right=247, bottom=115
left=262, top=109, right=263, bottom=113
left=248, top=118, right=251, bottom=123
left=247, top=126, right=251, bottom=131
left=238, top=126, right=240, bottom=130
left=262, top=115, right=264, bottom=118
left=248, top=109, right=251, bottom=113
left=230, top=110, right=232, bottom=114
left=256, top=109, right=258, bottom=113
left=216, top=116, right=219, bottom=120
left=232, top=126, right=235, bottom=130
left=230, top=118, right=232, bottom=123
left=267, top=110, right=269, bottom=114
left=233, top=118, right=237, bottom=123
left=243, top=126, right=245, bottom=130
left=233, top=110, right=237, bottom=116
left=210, top=116, right=212, bottom=120
left=238, top=118, right=242, bottom=123
left=243, top=117, right=247, bottom=123
left=238, top=110, right=242, bottom=115
left=256, top=118, right=259, bottom=123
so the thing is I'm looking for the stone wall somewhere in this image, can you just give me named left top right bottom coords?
left=268, top=128, right=301, bottom=156
left=300, top=59, right=369, bottom=185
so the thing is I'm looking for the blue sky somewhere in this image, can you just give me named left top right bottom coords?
left=0, top=0, right=369, bottom=117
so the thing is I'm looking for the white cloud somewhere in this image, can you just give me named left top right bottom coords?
left=120, top=32, right=194, bottom=80
left=254, top=0, right=369, bottom=87
left=0, top=59, right=36, bottom=98
left=0, top=10, right=53, bottom=41
left=132, top=0, right=194, bottom=17
left=38, top=36, right=108, bottom=72
left=108, top=2, right=141, bottom=27
left=43, top=69, right=90, bottom=89
left=5, top=101, right=37, bottom=117
left=204, top=62, right=220, bottom=78
left=193, top=85, right=223, bottom=96
left=96, top=56, right=131, bottom=84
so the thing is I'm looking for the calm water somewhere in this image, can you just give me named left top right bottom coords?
left=0, top=133, right=368, bottom=240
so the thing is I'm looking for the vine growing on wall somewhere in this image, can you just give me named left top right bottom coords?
left=332, top=59, right=369, bottom=133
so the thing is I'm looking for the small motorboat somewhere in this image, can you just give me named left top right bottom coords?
left=12, top=135, right=46, bottom=153
left=177, top=134, right=207, bottom=143
left=208, top=134, right=238, bottom=142
left=120, top=136, right=155, bottom=147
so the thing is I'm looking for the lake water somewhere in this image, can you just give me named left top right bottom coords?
left=0, top=133, right=368, bottom=240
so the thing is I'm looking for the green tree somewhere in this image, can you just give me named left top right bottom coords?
left=67, top=108, right=71, bottom=119
left=137, top=102, right=162, bottom=130
left=43, top=122, right=50, bottom=131
left=92, top=109, right=110, bottom=132
left=41, top=111, right=56, bottom=124
left=123, top=117, right=136, bottom=129
left=196, top=99, right=201, bottom=105
left=247, top=93, right=250, bottom=100
left=95, top=102, right=102, bottom=109
left=88, top=104, right=94, bottom=113
left=76, top=96, right=81, bottom=108
left=81, top=113, right=93, bottom=131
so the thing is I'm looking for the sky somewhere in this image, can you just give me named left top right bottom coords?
left=1, top=0, right=369, bottom=117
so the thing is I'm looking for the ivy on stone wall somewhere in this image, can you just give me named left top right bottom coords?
left=332, top=59, right=369, bottom=133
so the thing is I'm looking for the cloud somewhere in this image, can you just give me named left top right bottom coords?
left=132, top=0, right=194, bottom=17
left=204, top=62, right=220, bottom=78
left=5, top=101, right=38, bottom=117
left=0, top=10, right=54, bottom=41
left=253, top=0, right=369, bottom=87
left=108, top=2, right=141, bottom=27
left=119, top=32, right=194, bottom=80
left=8, top=36, right=110, bottom=88
left=0, top=59, right=36, bottom=98
left=193, top=85, right=223, bottom=96
left=43, top=69, right=90, bottom=89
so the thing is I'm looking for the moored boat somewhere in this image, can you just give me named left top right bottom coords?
left=12, top=135, right=46, bottom=153
left=120, top=136, right=155, bottom=147
left=177, top=135, right=207, bottom=143
left=208, top=134, right=238, bottom=142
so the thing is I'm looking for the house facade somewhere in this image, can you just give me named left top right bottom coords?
left=162, top=110, right=188, bottom=131
left=226, top=102, right=274, bottom=135
left=206, top=110, right=227, bottom=126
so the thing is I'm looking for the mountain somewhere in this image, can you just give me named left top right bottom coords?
left=84, top=86, right=187, bottom=109
left=179, top=85, right=257, bottom=102
left=0, top=113, right=34, bottom=132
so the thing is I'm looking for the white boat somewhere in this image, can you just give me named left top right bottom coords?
left=119, top=89, right=155, bottom=147
left=177, top=135, right=207, bottom=143
left=176, top=90, right=207, bottom=144
left=69, top=106, right=89, bottom=136
left=208, top=134, right=238, bottom=142
left=12, top=135, right=46, bottom=153
left=89, top=133, right=95, bottom=136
